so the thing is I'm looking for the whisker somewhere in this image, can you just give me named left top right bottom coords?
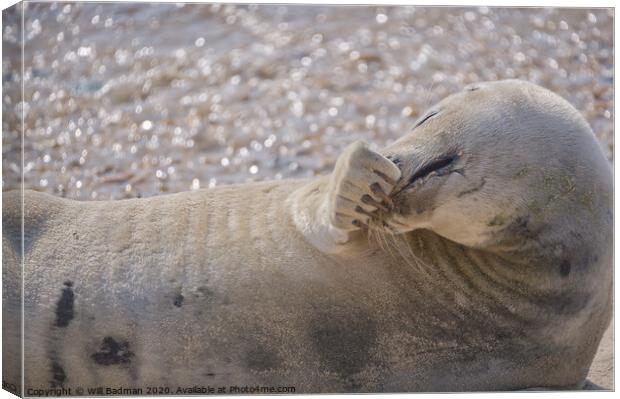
left=423, top=81, right=436, bottom=111
left=366, top=213, right=435, bottom=278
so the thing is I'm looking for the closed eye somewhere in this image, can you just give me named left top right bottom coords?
left=407, top=154, right=457, bottom=186
left=413, top=110, right=439, bottom=129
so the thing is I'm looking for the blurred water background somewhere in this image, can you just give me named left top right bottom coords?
left=2, top=2, right=614, bottom=200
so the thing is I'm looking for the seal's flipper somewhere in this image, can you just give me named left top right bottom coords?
left=289, top=140, right=401, bottom=254
left=326, top=140, right=401, bottom=232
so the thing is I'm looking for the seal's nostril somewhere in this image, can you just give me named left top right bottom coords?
left=386, top=155, right=402, bottom=167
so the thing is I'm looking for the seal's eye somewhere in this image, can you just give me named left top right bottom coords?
left=413, top=110, right=439, bottom=129
left=407, top=154, right=457, bottom=186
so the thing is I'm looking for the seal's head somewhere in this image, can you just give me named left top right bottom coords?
left=381, top=80, right=611, bottom=252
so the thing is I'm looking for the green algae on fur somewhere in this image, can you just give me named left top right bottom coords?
left=487, top=214, right=509, bottom=227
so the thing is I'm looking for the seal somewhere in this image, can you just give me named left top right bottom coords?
left=3, top=80, right=612, bottom=392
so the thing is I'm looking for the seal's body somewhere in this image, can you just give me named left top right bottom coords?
left=3, top=80, right=612, bottom=392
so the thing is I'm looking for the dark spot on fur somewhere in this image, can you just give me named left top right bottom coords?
left=194, top=286, right=217, bottom=303
left=205, top=373, right=215, bottom=377
left=2, top=216, right=22, bottom=254
left=559, top=261, right=571, bottom=277
left=515, top=167, right=529, bottom=178
left=173, top=294, right=184, bottom=307
left=50, top=361, right=66, bottom=387
left=310, top=312, right=377, bottom=381
left=91, top=337, right=134, bottom=366
left=72, top=232, right=78, bottom=240
left=490, top=215, right=543, bottom=249
left=261, top=185, right=277, bottom=194
left=511, top=216, right=531, bottom=234
left=3, top=195, right=48, bottom=254
left=55, top=282, right=74, bottom=327
left=246, top=346, right=280, bottom=372
left=466, top=85, right=480, bottom=91
left=197, top=286, right=213, bottom=296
